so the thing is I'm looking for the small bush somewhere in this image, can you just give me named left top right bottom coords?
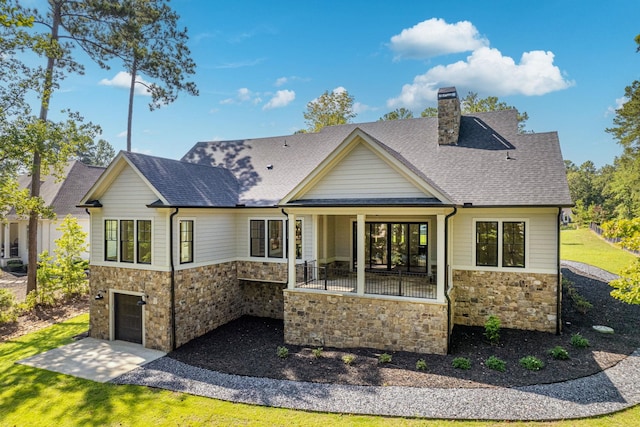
left=519, top=355, right=544, bottom=371
left=484, top=315, right=501, bottom=344
left=548, top=345, right=570, bottom=360
left=0, top=289, right=17, bottom=324
left=571, top=333, right=590, bottom=348
left=311, top=347, right=323, bottom=359
left=378, top=353, right=392, bottom=364
left=276, top=346, right=289, bottom=358
left=452, top=357, right=471, bottom=370
left=485, top=355, right=506, bottom=372
left=415, top=359, right=428, bottom=371
left=563, top=278, right=593, bottom=314
left=342, top=354, right=356, bottom=365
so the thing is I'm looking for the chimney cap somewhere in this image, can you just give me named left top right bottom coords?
left=437, top=87, right=458, bottom=99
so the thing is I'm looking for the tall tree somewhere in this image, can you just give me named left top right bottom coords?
left=379, top=108, right=413, bottom=121
left=76, top=138, right=116, bottom=166
left=304, top=88, right=356, bottom=132
left=460, top=92, right=530, bottom=132
left=421, top=107, right=437, bottom=117
left=101, top=0, right=198, bottom=151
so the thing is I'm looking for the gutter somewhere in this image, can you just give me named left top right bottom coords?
left=556, top=207, right=562, bottom=335
left=444, top=206, right=458, bottom=353
left=170, top=207, right=179, bottom=350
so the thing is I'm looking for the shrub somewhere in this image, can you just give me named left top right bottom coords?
left=484, top=315, right=501, bottom=344
left=415, top=359, right=427, bottom=371
left=311, top=347, right=323, bottom=359
left=548, top=345, right=570, bottom=360
left=452, top=357, right=471, bottom=370
left=378, top=353, right=392, bottom=364
left=0, top=289, right=17, bottom=324
left=563, top=278, right=593, bottom=314
left=276, top=346, right=289, bottom=358
left=485, top=355, right=506, bottom=372
left=342, top=354, right=356, bottom=365
left=570, top=333, right=590, bottom=348
left=519, top=355, right=544, bottom=371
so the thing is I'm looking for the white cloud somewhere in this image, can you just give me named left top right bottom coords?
left=220, top=87, right=262, bottom=105
left=353, top=102, right=374, bottom=114
left=117, top=131, right=127, bottom=138
left=132, top=147, right=152, bottom=155
left=263, top=90, right=295, bottom=110
left=388, top=47, right=574, bottom=108
left=606, top=96, right=628, bottom=116
left=99, top=71, right=151, bottom=96
left=275, top=77, right=288, bottom=87
left=390, top=18, right=488, bottom=60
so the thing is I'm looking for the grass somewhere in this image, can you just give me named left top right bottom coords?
left=561, top=227, right=637, bottom=275
left=2, top=315, right=640, bottom=426
left=0, top=229, right=639, bottom=425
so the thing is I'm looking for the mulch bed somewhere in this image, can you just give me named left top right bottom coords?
left=169, top=268, right=640, bottom=388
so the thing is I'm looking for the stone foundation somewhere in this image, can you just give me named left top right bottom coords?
left=89, top=265, right=172, bottom=351
left=283, top=290, right=449, bottom=354
left=236, top=260, right=287, bottom=282
left=241, top=280, right=286, bottom=319
left=452, top=269, right=558, bottom=333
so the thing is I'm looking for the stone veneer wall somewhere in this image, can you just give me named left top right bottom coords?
left=174, top=262, right=242, bottom=348
left=236, top=260, right=287, bottom=283
left=452, top=269, right=558, bottom=333
left=283, top=290, right=449, bottom=355
left=89, top=265, right=172, bottom=351
left=241, top=280, right=286, bottom=319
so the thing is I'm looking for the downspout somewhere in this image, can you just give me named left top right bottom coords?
left=556, top=207, right=562, bottom=335
left=170, top=208, right=179, bottom=350
left=444, top=206, right=458, bottom=353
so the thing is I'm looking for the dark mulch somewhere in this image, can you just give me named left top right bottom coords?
left=169, top=267, right=640, bottom=389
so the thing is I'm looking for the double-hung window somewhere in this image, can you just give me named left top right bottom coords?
left=120, top=220, right=134, bottom=263
left=475, top=220, right=525, bottom=268
left=105, top=220, right=118, bottom=261
left=137, top=220, right=152, bottom=264
left=180, top=220, right=194, bottom=264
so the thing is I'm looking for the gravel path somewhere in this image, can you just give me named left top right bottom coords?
left=112, top=263, right=640, bottom=420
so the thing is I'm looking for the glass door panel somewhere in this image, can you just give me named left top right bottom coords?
left=391, top=223, right=407, bottom=271
left=409, top=223, right=428, bottom=272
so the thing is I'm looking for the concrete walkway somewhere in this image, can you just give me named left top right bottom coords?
left=17, top=338, right=165, bottom=383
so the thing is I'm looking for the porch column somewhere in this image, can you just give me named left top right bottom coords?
left=322, top=215, right=327, bottom=264
left=436, top=214, right=446, bottom=302
left=356, top=214, right=365, bottom=295
left=2, top=224, right=8, bottom=259
left=287, top=212, right=297, bottom=289
left=312, top=214, right=318, bottom=262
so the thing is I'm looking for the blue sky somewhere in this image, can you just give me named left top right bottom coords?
left=41, top=0, right=640, bottom=167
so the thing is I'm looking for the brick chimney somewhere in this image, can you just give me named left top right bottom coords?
left=437, top=87, right=461, bottom=145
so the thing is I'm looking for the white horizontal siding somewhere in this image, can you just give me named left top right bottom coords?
left=302, top=143, right=430, bottom=200
left=177, top=210, right=237, bottom=263
left=451, top=208, right=558, bottom=272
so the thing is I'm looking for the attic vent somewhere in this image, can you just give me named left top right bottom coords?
left=492, top=134, right=511, bottom=149
left=266, top=164, right=273, bottom=170
left=473, top=118, right=487, bottom=130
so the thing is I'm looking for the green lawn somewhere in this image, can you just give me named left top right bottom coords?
left=1, top=230, right=639, bottom=426
left=561, top=227, right=638, bottom=275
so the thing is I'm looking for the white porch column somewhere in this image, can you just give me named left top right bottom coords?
left=312, top=214, right=318, bottom=262
left=287, top=212, right=297, bottom=289
left=356, top=214, right=365, bottom=295
left=437, top=214, right=446, bottom=302
left=322, top=214, right=327, bottom=264
left=1, top=223, right=7, bottom=259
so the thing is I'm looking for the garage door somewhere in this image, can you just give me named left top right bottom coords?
left=114, top=293, right=143, bottom=344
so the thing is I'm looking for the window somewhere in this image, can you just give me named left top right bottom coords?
left=476, top=221, right=498, bottom=267
left=105, top=219, right=152, bottom=264
left=180, top=220, right=194, bottom=264
left=268, top=220, right=283, bottom=258
left=502, top=222, right=525, bottom=267
left=105, top=220, right=118, bottom=261
left=295, top=219, right=303, bottom=259
left=250, top=220, right=265, bottom=257
left=353, top=222, right=428, bottom=272
left=120, top=220, right=134, bottom=263
left=137, top=220, right=152, bottom=264
left=475, top=220, right=526, bottom=268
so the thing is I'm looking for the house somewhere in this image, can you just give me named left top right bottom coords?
left=79, top=87, right=572, bottom=355
left=0, top=160, right=106, bottom=268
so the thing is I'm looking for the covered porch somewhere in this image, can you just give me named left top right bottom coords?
left=285, top=207, right=453, bottom=304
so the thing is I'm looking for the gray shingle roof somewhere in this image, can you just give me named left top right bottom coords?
left=123, top=151, right=239, bottom=207
left=181, top=109, right=572, bottom=207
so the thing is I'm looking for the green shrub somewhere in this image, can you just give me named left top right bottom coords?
left=276, top=346, right=289, bottom=358
left=519, top=355, right=544, bottom=371
left=485, top=355, right=506, bottom=372
left=484, top=315, right=501, bottom=344
left=0, top=289, right=17, bottom=324
left=563, top=278, right=593, bottom=314
left=311, top=347, right=323, bottom=359
left=378, top=353, right=392, bottom=364
left=342, top=354, right=356, bottom=365
left=452, top=357, right=471, bottom=370
left=415, top=359, right=427, bottom=371
left=548, top=345, right=570, bottom=360
left=570, top=333, right=590, bottom=348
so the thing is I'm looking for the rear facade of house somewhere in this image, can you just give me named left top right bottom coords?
left=81, top=88, right=572, bottom=354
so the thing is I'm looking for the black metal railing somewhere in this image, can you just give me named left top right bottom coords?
left=295, top=261, right=436, bottom=299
